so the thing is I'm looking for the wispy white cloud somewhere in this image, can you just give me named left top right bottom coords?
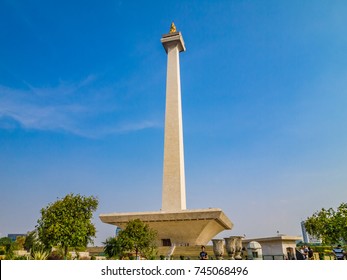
left=0, top=76, right=160, bottom=138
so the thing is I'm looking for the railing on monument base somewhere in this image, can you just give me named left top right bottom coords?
left=262, top=254, right=286, bottom=260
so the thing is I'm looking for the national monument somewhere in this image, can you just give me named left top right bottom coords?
left=100, top=23, right=233, bottom=246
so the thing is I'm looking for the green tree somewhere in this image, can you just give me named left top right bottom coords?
left=103, top=237, right=122, bottom=259
left=335, top=203, right=347, bottom=242
left=0, top=237, right=20, bottom=259
left=36, top=193, right=98, bottom=258
left=117, top=219, right=157, bottom=259
left=24, top=230, right=47, bottom=255
left=305, top=202, right=347, bottom=244
left=15, top=236, right=26, bottom=250
left=0, top=237, right=13, bottom=254
left=23, top=230, right=38, bottom=251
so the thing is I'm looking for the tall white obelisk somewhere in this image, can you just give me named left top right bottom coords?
left=161, top=23, right=186, bottom=211
left=100, top=24, right=233, bottom=246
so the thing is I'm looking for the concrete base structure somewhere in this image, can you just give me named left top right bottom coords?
left=100, top=208, right=233, bottom=246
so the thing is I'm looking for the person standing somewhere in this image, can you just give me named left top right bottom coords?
left=199, top=246, right=208, bottom=260
left=300, top=246, right=308, bottom=259
left=333, top=245, right=345, bottom=260
left=303, top=246, right=309, bottom=259
left=307, top=246, right=314, bottom=260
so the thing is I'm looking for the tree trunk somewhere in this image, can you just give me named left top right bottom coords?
left=64, top=246, right=68, bottom=260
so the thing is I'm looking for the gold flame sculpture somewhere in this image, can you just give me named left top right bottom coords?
left=169, top=22, right=177, bottom=33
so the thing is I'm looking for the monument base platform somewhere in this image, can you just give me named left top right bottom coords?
left=99, top=208, right=233, bottom=246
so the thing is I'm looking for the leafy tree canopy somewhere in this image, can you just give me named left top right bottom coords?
left=103, top=237, right=122, bottom=259
left=0, top=237, right=13, bottom=253
left=305, top=202, right=347, bottom=245
left=0, top=237, right=21, bottom=258
left=104, top=219, right=157, bottom=259
left=36, top=193, right=98, bottom=258
left=23, top=230, right=45, bottom=252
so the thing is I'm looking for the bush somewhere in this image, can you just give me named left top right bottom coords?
left=47, top=250, right=63, bottom=260
left=14, top=255, right=29, bottom=260
left=31, top=249, right=49, bottom=260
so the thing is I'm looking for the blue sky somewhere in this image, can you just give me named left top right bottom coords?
left=1, top=0, right=347, bottom=246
